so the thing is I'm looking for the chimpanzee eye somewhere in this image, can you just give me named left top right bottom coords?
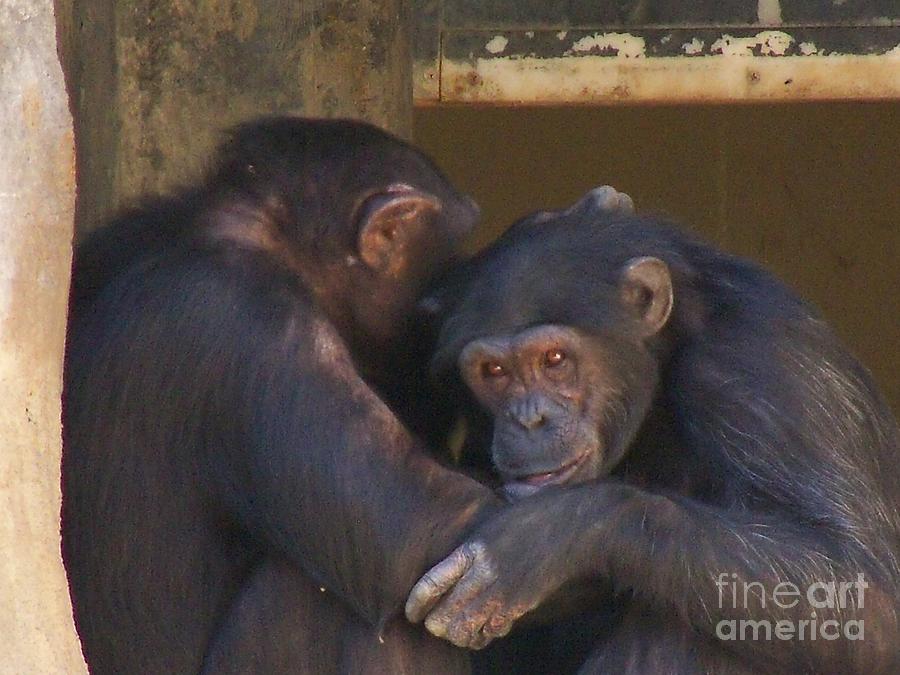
left=481, top=362, right=506, bottom=378
left=544, top=349, right=566, bottom=368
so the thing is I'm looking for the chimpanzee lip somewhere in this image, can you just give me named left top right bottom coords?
left=508, top=450, right=589, bottom=488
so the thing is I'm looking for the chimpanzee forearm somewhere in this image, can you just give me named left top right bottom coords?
left=212, top=307, right=501, bottom=627
left=222, top=417, right=500, bottom=627
left=507, top=482, right=899, bottom=673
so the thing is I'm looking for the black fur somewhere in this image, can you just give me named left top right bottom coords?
left=62, top=117, right=496, bottom=674
left=430, top=210, right=900, bottom=674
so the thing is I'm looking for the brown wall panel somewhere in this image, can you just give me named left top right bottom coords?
left=415, top=103, right=900, bottom=413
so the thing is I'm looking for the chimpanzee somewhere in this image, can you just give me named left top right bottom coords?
left=406, top=189, right=900, bottom=674
left=62, top=116, right=506, bottom=674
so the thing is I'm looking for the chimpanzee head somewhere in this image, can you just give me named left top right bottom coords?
left=432, top=189, right=685, bottom=500
left=206, top=116, right=480, bottom=353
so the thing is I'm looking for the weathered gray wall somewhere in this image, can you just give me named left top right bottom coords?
left=56, top=0, right=413, bottom=236
left=0, top=1, right=87, bottom=672
left=415, top=103, right=900, bottom=415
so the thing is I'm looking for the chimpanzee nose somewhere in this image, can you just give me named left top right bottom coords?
left=508, top=397, right=547, bottom=431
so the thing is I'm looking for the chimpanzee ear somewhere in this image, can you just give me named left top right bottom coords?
left=620, top=256, right=673, bottom=335
left=357, top=184, right=442, bottom=273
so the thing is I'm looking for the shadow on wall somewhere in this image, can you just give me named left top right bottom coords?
left=414, top=103, right=900, bottom=414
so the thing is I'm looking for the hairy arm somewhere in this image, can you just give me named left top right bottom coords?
left=407, top=480, right=899, bottom=671
left=178, top=251, right=500, bottom=626
left=406, top=329, right=900, bottom=672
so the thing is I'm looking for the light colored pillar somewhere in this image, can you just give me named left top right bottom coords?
left=0, top=0, right=87, bottom=672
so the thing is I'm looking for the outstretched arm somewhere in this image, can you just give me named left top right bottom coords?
left=406, top=481, right=899, bottom=672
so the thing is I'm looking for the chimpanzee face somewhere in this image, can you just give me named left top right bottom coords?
left=459, top=324, right=644, bottom=501
left=443, top=198, right=675, bottom=501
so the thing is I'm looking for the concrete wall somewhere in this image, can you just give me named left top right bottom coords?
left=0, top=1, right=88, bottom=672
left=56, top=0, right=412, bottom=237
left=415, top=103, right=899, bottom=414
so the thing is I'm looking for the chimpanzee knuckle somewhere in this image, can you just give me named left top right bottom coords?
left=470, top=622, right=501, bottom=650
left=424, top=612, right=451, bottom=639
left=485, top=613, right=511, bottom=637
left=445, top=617, right=479, bottom=648
left=469, top=540, right=498, bottom=583
left=429, top=544, right=476, bottom=588
left=445, top=632, right=470, bottom=649
left=593, top=186, right=616, bottom=203
left=461, top=540, right=482, bottom=564
left=418, top=571, right=441, bottom=592
left=422, top=574, right=485, bottom=631
left=455, top=570, right=492, bottom=606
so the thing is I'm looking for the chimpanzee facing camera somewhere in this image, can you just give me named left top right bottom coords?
left=408, top=188, right=900, bottom=674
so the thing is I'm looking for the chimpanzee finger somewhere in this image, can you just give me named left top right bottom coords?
left=481, top=612, right=514, bottom=644
left=435, top=599, right=499, bottom=648
left=421, top=546, right=497, bottom=639
left=405, top=542, right=477, bottom=623
left=436, top=599, right=514, bottom=650
left=441, top=612, right=488, bottom=649
left=466, top=621, right=513, bottom=649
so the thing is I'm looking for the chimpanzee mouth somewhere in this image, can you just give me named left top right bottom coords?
left=502, top=451, right=590, bottom=500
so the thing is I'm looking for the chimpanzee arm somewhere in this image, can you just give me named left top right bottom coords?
left=407, top=336, right=900, bottom=672
left=409, top=482, right=898, bottom=670
left=174, top=252, right=500, bottom=627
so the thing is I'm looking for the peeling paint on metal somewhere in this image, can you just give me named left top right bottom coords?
left=569, top=32, right=646, bottom=59
left=439, top=52, right=900, bottom=105
left=710, top=31, right=794, bottom=57
left=416, top=25, right=900, bottom=104
left=683, top=38, right=705, bottom=56
left=485, top=35, right=508, bottom=54
left=799, top=42, right=819, bottom=55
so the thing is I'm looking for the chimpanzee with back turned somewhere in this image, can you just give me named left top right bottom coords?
left=62, top=116, right=507, bottom=674
left=407, top=188, right=900, bottom=674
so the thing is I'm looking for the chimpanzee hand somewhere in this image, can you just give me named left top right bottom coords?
left=405, top=497, right=579, bottom=649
